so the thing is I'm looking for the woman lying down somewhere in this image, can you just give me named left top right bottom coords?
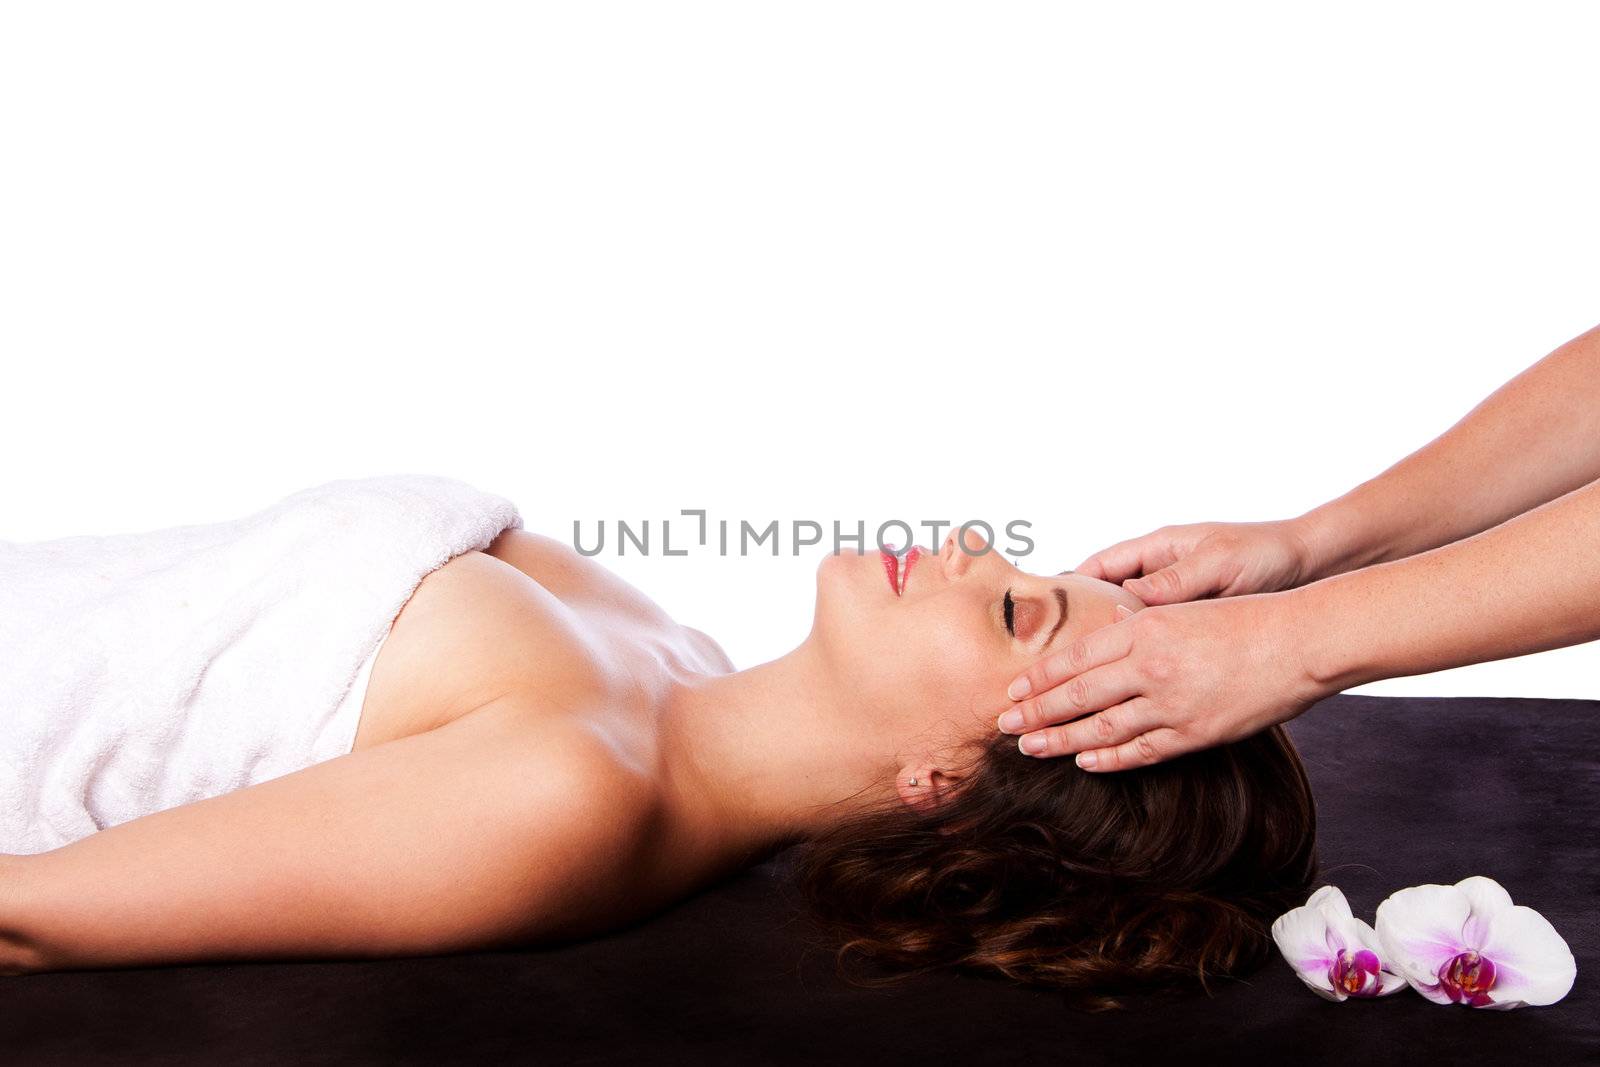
left=0, top=475, right=1316, bottom=996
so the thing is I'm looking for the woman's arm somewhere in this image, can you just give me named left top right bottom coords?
left=1297, top=323, right=1600, bottom=580
left=1297, top=471, right=1600, bottom=692
left=2, top=699, right=651, bottom=974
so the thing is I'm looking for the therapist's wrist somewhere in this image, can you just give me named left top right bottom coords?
left=1282, top=575, right=1380, bottom=695
left=1290, top=498, right=1385, bottom=584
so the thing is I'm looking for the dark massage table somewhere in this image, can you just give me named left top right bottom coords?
left=4, top=694, right=1595, bottom=1065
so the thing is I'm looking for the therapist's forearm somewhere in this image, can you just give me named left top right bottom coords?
left=1295, top=473, right=1600, bottom=692
left=1294, top=324, right=1600, bottom=581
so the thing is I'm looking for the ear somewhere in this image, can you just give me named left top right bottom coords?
left=895, top=762, right=965, bottom=812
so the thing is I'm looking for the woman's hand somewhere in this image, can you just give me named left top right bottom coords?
left=1074, top=519, right=1321, bottom=605
left=998, top=590, right=1333, bottom=770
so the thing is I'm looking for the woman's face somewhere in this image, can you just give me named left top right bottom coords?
left=810, top=528, right=1146, bottom=741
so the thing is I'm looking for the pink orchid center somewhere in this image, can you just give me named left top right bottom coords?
left=1439, top=950, right=1497, bottom=1006
left=1328, top=948, right=1382, bottom=997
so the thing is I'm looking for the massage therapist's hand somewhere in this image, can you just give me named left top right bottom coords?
left=1075, top=519, right=1322, bottom=606
left=998, top=591, right=1333, bottom=771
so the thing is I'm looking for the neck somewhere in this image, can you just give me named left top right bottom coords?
left=655, top=641, right=896, bottom=866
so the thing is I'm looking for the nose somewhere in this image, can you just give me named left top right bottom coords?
left=942, top=525, right=995, bottom=578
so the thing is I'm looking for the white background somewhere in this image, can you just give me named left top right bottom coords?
left=3, top=3, right=1597, bottom=697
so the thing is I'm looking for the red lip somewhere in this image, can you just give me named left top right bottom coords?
left=879, top=546, right=924, bottom=597
left=899, top=546, right=922, bottom=594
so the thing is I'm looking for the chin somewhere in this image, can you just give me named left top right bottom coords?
left=815, top=548, right=881, bottom=603
left=809, top=553, right=884, bottom=664
left=814, top=549, right=860, bottom=612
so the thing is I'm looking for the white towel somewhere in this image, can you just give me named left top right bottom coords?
left=0, top=474, right=523, bottom=855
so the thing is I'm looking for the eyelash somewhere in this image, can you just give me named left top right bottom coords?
left=1003, top=588, right=1016, bottom=637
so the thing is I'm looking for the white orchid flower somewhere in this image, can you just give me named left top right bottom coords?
left=1271, top=885, right=1407, bottom=1000
left=1375, top=875, right=1576, bottom=1009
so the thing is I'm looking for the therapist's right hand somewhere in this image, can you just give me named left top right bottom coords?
left=1074, top=519, right=1320, bottom=605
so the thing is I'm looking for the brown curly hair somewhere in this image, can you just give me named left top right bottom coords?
left=794, top=724, right=1317, bottom=1004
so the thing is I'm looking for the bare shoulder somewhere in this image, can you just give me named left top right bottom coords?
left=477, top=700, right=660, bottom=827
left=459, top=701, right=666, bottom=934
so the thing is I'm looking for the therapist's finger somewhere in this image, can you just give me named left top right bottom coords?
left=1074, top=534, right=1181, bottom=585
left=1122, top=547, right=1232, bottom=606
left=999, top=661, right=1142, bottom=734
left=1073, top=726, right=1189, bottom=772
left=1006, top=620, right=1134, bottom=701
left=1015, top=698, right=1159, bottom=758
left=1012, top=694, right=1157, bottom=754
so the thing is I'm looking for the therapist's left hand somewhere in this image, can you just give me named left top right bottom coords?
left=997, top=591, right=1332, bottom=770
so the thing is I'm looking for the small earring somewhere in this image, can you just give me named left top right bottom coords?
left=908, top=777, right=919, bottom=787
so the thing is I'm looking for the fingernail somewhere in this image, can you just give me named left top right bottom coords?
left=1007, top=678, right=1031, bottom=700
left=1019, top=733, right=1047, bottom=755
left=1075, top=751, right=1098, bottom=769
left=998, top=709, right=1025, bottom=733
left=1115, top=604, right=1134, bottom=619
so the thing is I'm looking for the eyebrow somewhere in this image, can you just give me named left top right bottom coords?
left=1044, top=587, right=1069, bottom=646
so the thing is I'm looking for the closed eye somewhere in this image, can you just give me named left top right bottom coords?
left=1004, top=587, right=1069, bottom=643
